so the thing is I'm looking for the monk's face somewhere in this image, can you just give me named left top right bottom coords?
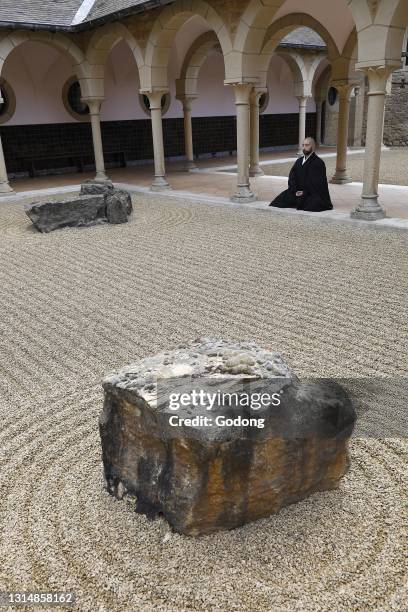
left=302, top=139, right=314, bottom=156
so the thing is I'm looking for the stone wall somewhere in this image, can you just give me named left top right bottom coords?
left=383, top=70, right=408, bottom=146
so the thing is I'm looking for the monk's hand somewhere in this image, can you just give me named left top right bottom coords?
left=296, top=191, right=304, bottom=197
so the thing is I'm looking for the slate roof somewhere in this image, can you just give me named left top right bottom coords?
left=280, top=27, right=326, bottom=50
left=0, top=0, right=174, bottom=30
left=0, top=1, right=327, bottom=53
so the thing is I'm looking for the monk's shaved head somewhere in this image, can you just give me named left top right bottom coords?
left=304, top=137, right=316, bottom=151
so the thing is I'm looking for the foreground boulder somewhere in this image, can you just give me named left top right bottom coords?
left=100, top=338, right=356, bottom=536
left=25, top=181, right=132, bottom=233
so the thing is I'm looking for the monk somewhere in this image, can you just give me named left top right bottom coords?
left=269, top=137, right=333, bottom=212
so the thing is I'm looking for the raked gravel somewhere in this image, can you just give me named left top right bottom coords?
left=0, top=191, right=407, bottom=611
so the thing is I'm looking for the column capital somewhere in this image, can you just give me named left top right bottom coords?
left=330, top=80, right=359, bottom=99
left=358, top=65, right=396, bottom=94
left=82, top=98, right=105, bottom=115
left=227, top=82, right=256, bottom=105
left=250, top=87, right=267, bottom=105
left=176, top=94, right=197, bottom=111
left=296, top=95, right=311, bottom=105
left=140, top=89, right=169, bottom=109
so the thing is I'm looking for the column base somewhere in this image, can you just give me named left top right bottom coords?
left=0, top=182, right=15, bottom=196
left=249, top=166, right=264, bottom=177
left=150, top=176, right=172, bottom=191
left=330, top=172, right=352, bottom=185
left=184, top=161, right=198, bottom=172
left=351, top=195, right=386, bottom=220
left=230, top=185, right=257, bottom=203
left=94, top=173, right=109, bottom=182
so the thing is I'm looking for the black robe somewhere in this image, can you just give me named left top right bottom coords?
left=269, top=153, right=333, bottom=212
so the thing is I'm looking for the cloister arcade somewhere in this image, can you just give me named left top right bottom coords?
left=0, top=0, right=407, bottom=220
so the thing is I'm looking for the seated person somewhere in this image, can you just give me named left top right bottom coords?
left=269, top=137, right=333, bottom=212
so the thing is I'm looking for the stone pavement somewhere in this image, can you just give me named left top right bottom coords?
left=3, top=147, right=408, bottom=227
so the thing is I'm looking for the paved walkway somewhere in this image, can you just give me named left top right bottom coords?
left=4, top=147, right=408, bottom=224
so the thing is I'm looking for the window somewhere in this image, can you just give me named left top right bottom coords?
left=259, top=90, right=270, bottom=114
left=62, top=77, right=89, bottom=121
left=328, top=87, right=338, bottom=106
left=0, top=78, right=16, bottom=124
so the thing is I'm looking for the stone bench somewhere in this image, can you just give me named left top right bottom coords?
left=99, top=338, right=356, bottom=536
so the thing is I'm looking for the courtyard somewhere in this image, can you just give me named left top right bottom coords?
left=0, top=188, right=406, bottom=609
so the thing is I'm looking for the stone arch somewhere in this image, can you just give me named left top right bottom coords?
left=176, top=31, right=221, bottom=98
left=141, top=0, right=232, bottom=91
left=349, top=0, right=407, bottom=67
left=313, top=63, right=332, bottom=101
left=84, top=22, right=144, bottom=99
left=276, top=52, right=312, bottom=98
left=0, top=30, right=89, bottom=80
left=383, top=0, right=408, bottom=66
left=256, top=14, right=341, bottom=89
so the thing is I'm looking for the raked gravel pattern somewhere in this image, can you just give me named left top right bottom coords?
left=258, top=147, right=408, bottom=186
left=0, top=192, right=407, bottom=611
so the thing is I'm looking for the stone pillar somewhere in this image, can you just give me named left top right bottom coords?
left=179, top=95, right=197, bottom=171
left=86, top=100, right=108, bottom=182
left=296, top=96, right=310, bottom=156
left=0, top=90, right=14, bottom=196
left=315, top=97, right=323, bottom=146
left=230, top=83, right=256, bottom=203
left=145, top=90, right=171, bottom=190
left=351, top=66, right=395, bottom=220
left=331, top=84, right=353, bottom=184
left=249, top=89, right=266, bottom=177
left=352, top=85, right=365, bottom=147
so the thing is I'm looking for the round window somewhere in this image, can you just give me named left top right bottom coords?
left=0, top=79, right=16, bottom=124
left=328, top=87, right=338, bottom=106
left=140, top=92, right=171, bottom=116
left=259, top=91, right=270, bottom=114
left=62, top=77, right=89, bottom=121
left=0, top=89, right=9, bottom=117
left=67, top=81, right=89, bottom=115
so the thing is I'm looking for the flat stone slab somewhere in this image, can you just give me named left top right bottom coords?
left=100, top=338, right=356, bottom=536
left=25, top=182, right=133, bottom=233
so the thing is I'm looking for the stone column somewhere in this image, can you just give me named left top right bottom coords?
left=145, top=90, right=171, bottom=190
left=230, top=83, right=256, bottom=203
left=249, top=89, right=266, bottom=177
left=315, top=97, right=323, bottom=146
left=331, top=83, right=353, bottom=184
left=351, top=66, right=395, bottom=220
left=296, top=96, right=310, bottom=156
left=86, top=100, right=108, bottom=182
left=0, top=91, right=14, bottom=196
left=179, top=95, right=197, bottom=171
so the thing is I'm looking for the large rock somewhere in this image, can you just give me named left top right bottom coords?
left=100, top=338, right=356, bottom=536
left=26, top=183, right=133, bottom=232
left=25, top=195, right=106, bottom=233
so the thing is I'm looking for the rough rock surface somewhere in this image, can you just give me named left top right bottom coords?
left=100, top=338, right=356, bottom=536
left=106, top=189, right=132, bottom=223
left=26, top=182, right=132, bottom=232
left=25, top=195, right=106, bottom=233
left=79, top=179, right=115, bottom=196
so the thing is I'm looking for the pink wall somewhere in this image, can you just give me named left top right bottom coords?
left=2, top=25, right=317, bottom=125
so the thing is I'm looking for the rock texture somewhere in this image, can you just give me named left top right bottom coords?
left=100, top=338, right=357, bottom=536
left=25, top=181, right=132, bottom=233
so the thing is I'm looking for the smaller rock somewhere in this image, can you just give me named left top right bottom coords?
left=105, top=189, right=132, bottom=224
left=80, top=179, right=115, bottom=196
